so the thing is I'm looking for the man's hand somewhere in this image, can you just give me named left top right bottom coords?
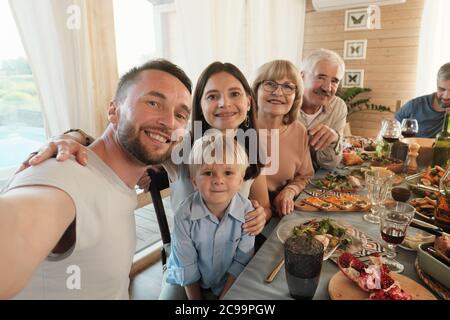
left=308, top=124, right=338, bottom=151
left=15, top=138, right=88, bottom=174
left=273, top=188, right=296, bottom=216
left=137, top=171, right=151, bottom=191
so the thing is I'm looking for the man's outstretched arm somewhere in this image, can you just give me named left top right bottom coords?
left=0, top=186, right=75, bottom=299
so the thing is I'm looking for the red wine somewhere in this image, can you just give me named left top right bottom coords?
left=401, top=131, right=416, bottom=138
left=383, top=136, right=399, bottom=143
left=381, top=227, right=405, bottom=244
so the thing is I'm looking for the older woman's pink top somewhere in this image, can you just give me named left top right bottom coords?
left=262, top=120, right=314, bottom=199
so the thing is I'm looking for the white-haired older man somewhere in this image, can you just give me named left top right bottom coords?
left=299, top=48, right=347, bottom=170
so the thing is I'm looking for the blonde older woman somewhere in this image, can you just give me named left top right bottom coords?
left=253, top=60, right=314, bottom=216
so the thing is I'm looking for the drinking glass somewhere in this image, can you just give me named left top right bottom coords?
left=284, top=235, right=323, bottom=300
left=380, top=201, right=415, bottom=273
left=380, top=119, right=402, bottom=157
left=364, top=169, right=394, bottom=224
left=401, top=118, right=419, bottom=138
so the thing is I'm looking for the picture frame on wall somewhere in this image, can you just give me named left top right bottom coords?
left=342, top=69, right=364, bottom=88
left=343, top=39, right=367, bottom=60
left=345, top=8, right=369, bottom=31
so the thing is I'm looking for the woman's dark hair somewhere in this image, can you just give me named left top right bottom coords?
left=191, top=61, right=263, bottom=180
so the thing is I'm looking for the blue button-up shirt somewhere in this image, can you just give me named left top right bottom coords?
left=395, top=93, right=445, bottom=138
left=166, top=191, right=255, bottom=296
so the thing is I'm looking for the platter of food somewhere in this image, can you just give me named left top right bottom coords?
left=276, top=218, right=385, bottom=262
left=370, top=156, right=404, bottom=174
left=406, top=165, right=445, bottom=196
left=295, top=195, right=371, bottom=212
left=309, top=172, right=363, bottom=192
left=399, top=226, right=435, bottom=251
left=409, top=197, right=437, bottom=218
left=276, top=218, right=353, bottom=260
left=329, top=252, right=436, bottom=300
left=343, top=136, right=375, bottom=151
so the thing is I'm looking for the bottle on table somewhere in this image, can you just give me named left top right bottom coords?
left=432, top=109, right=450, bottom=168
left=435, top=166, right=450, bottom=233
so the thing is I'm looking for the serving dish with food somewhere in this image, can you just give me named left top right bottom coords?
left=370, top=156, right=404, bottom=174
left=417, top=235, right=450, bottom=290
left=405, top=165, right=446, bottom=197
left=409, top=197, right=437, bottom=218
left=295, top=195, right=371, bottom=212
left=329, top=252, right=436, bottom=300
left=277, top=218, right=384, bottom=262
left=309, top=172, right=363, bottom=192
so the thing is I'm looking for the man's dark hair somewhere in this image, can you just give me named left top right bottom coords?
left=114, top=59, right=192, bottom=103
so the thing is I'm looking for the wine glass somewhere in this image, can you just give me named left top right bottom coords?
left=400, top=119, right=419, bottom=138
left=364, top=169, right=394, bottom=224
left=379, top=119, right=401, bottom=158
left=380, top=201, right=415, bottom=273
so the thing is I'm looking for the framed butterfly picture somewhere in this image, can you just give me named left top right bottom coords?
left=342, top=69, right=364, bottom=88
left=345, top=8, right=369, bottom=31
left=343, top=40, right=367, bottom=60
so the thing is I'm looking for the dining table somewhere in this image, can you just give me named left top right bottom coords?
left=222, top=169, right=440, bottom=300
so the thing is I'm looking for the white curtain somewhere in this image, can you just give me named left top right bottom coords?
left=9, top=0, right=95, bottom=137
left=415, top=0, right=450, bottom=97
left=246, top=0, right=305, bottom=81
left=174, top=0, right=246, bottom=82
left=174, top=0, right=305, bottom=83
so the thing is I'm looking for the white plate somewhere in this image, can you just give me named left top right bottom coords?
left=399, top=226, right=435, bottom=251
left=276, top=218, right=346, bottom=261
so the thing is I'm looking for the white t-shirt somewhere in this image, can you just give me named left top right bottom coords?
left=5, top=149, right=137, bottom=300
left=300, top=106, right=323, bottom=127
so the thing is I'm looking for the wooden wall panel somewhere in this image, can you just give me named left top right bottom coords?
left=303, top=0, right=425, bottom=137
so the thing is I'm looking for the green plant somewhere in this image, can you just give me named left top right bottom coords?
left=336, top=86, right=391, bottom=115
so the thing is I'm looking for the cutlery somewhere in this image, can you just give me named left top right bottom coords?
left=409, top=219, right=448, bottom=237
left=303, top=189, right=326, bottom=197
left=323, top=243, right=341, bottom=260
left=414, top=210, right=435, bottom=224
left=265, top=257, right=285, bottom=283
left=425, top=246, right=450, bottom=267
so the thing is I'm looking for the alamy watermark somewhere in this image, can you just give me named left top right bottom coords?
left=66, top=265, right=81, bottom=290
left=367, top=5, right=381, bottom=30
left=66, top=4, right=81, bottom=30
left=170, top=122, right=280, bottom=175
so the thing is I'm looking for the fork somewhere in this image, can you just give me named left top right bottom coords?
left=303, top=189, right=326, bottom=197
left=323, top=243, right=341, bottom=260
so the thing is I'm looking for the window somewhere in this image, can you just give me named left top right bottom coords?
left=113, top=0, right=169, bottom=255
left=113, top=0, right=157, bottom=75
left=0, top=0, right=45, bottom=180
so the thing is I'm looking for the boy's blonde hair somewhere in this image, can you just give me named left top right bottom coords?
left=188, top=131, right=249, bottom=178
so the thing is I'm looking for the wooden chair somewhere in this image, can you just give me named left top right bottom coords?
left=147, top=168, right=171, bottom=271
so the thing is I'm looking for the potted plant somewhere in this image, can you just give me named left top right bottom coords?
left=337, top=86, right=392, bottom=137
left=337, top=86, right=391, bottom=115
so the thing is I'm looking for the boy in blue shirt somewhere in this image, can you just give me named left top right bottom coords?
left=166, top=132, right=255, bottom=300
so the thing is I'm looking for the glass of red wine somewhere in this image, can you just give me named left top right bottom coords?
left=400, top=118, right=419, bottom=138
left=380, top=119, right=402, bottom=157
left=380, top=201, right=415, bottom=273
